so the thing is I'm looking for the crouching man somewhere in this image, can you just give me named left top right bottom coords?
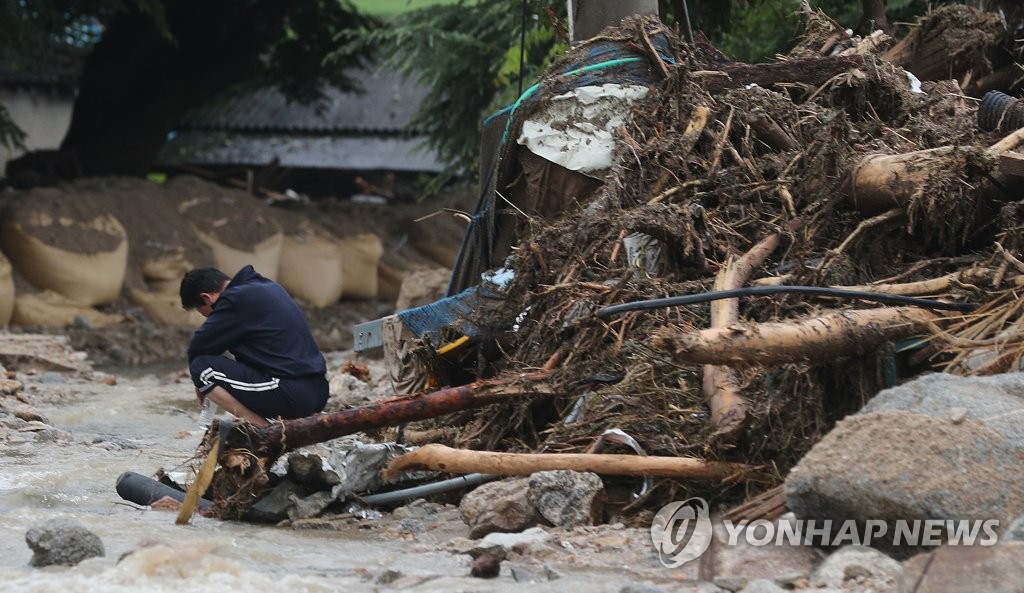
left=179, top=265, right=329, bottom=427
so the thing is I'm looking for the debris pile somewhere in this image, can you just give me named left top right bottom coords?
left=183, top=6, right=1024, bottom=525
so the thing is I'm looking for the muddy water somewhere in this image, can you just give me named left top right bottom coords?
left=0, top=367, right=687, bottom=593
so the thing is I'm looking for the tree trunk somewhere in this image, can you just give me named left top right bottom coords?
left=857, top=0, right=889, bottom=35
left=568, top=0, right=659, bottom=42
left=61, top=2, right=290, bottom=176
left=653, top=307, right=939, bottom=366
left=703, top=55, right=865, bottom=94
left=227, top=371, right=553, bottom=460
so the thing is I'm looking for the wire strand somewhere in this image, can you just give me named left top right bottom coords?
left=594, top=285, right=977, bottom=320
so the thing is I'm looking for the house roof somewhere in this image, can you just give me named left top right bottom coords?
left=159, top=131, right=445, bottom=172
left=176, top=68, right=430, bottom=135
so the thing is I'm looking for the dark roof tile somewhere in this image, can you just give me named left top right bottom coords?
left=177, top=68, right=429, bottom=135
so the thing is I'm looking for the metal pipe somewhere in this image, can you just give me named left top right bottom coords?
left=360, top=473, right=499, bottom=506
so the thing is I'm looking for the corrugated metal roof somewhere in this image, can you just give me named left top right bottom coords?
left=158, top=131, right=445, bottom=172
left=176, top=68, right=430, bottom=135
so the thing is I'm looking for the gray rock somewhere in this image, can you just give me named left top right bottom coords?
left=527, top=470, right=604, bottom=528
left=785, top=411, right=1024, bottom=555
left=899, top=542, right=1024, bottom=592
left=287, top=490, right=335, bottom=521
left=712, top=576, right=747, bottom=591
left=37, top=372, right=69, bottom=384
left=1004, top=514, right=1024, bottom=543
left=392, top=498, right=443, bottom=520
left=509, top=564, right=545, bottom=583
left=466, top=527, right=550, bottom=560
left=246, top=480, right=308, bottom=523
left=699, top=516, right=822, bottom=584
left=375, top=569, right=402, bottom=584
left=811, top=545, right=901, bottom=590
left=287, top=453, right=341, bottom=489
left=620, top=584, right=670, bottom=593
left=460, top=477, right=542, bottom=539
left=25, top=518, right=105, bottom=567
left=862, top=372, right=1024, bottom=446
left=738, top=580, right=786, bottom=593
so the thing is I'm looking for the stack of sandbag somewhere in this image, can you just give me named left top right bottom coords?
left=65, top=177, right=208, bottom=328
left=0, top=252, right=14, bottom=326
left=277, top=218, right=345, bottom=307
left=170, top=176, right=284, bottom=282
left=127, top=251, right=204, bottom=327
left=0, top=187, right=127, bottom=327
left=338, top=233, right=384, bottom=300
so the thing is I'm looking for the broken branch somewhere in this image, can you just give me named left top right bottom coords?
left=228, top=371, right=553, bottom=460
left=655, top=306, right=942, bottom=365
left=382, top=443, right=748, bottom=481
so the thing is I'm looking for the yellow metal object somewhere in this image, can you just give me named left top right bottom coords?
left=436, top=335, right=470, bottom=356
left=176, top=437, right=220, bottom=525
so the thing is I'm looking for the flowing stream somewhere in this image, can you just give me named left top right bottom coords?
left=0, top=365, right=679, bottom=592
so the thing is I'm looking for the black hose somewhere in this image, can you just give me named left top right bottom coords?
left=594, top=285, right=977, bottom=320
left=978, top=91, right=1024, bottom=133
left=116, top=471, right=214, bottom=511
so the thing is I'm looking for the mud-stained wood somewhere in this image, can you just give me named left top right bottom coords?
left=655, top=307, right=941, bottom=365
left=383, top=443, right=749, bottom=481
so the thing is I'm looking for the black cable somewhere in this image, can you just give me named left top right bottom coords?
left=594, top=285, right=977, bottom=320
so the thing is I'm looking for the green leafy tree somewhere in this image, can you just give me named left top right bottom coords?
left=1, top=0, right=374, bottom=176
left=338, top=0, right=568, bottom=182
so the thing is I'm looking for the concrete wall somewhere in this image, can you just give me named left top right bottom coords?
left=0, top=87, right=74, bottom=175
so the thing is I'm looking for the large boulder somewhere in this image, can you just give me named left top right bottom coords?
left=861, top=372, right=1024, bottom=446
left=785, top=411, right=1024, bottom=553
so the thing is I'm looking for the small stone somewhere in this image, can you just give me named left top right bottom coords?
left=619, top=584, right=669, bottom=593
left=375, top=569, right=402, bottom=584
left=25, top=518, right=105, bottom=567
left=949, top=407, right=968, bottom=424
left=713, top=575, right=748, bottom=592
left=471, top=554, right=501, bottom=578
left=739, top=579, right=786, bottom=593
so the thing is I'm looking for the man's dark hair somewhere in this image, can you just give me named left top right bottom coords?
left=180, top=268, right=230, bottom=310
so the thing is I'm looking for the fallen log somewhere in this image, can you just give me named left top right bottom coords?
left=705, top=219, right=801, bottom=442
left=843, top=129, right=1024, bottom=214
left=382, top=443, right=748, bottom=481
left=843, top=146, right=969, bottom=214
left=654, top=306, right=942, bottom=366
left=702, top=54, right=865, bottom=94
left=881, top=4, right=1007, bottom=95
left=225, top=371, right=554, bottom=461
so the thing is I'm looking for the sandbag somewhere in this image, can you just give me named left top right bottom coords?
left=178, top=194, right=284, bottom=281
left=0, top=212, right=128, bottom=306
left=338, top=233, right=384, bottom=300
left=127, top=288, right=205, bottom=327
left=141, top=253, right=193, bottom=295
left=0, top=253, right=14, bottom=326
left=12, top=290, right=121, bottom=328
left=278, top=226, right=345, bottom=307
left=193, top=227, right=283, bottom=282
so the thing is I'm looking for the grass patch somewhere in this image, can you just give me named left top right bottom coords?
left=353, top=0, right=463, bottom=18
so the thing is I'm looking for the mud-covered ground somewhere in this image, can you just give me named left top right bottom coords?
left=0, top=335, right=711, bottom=593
